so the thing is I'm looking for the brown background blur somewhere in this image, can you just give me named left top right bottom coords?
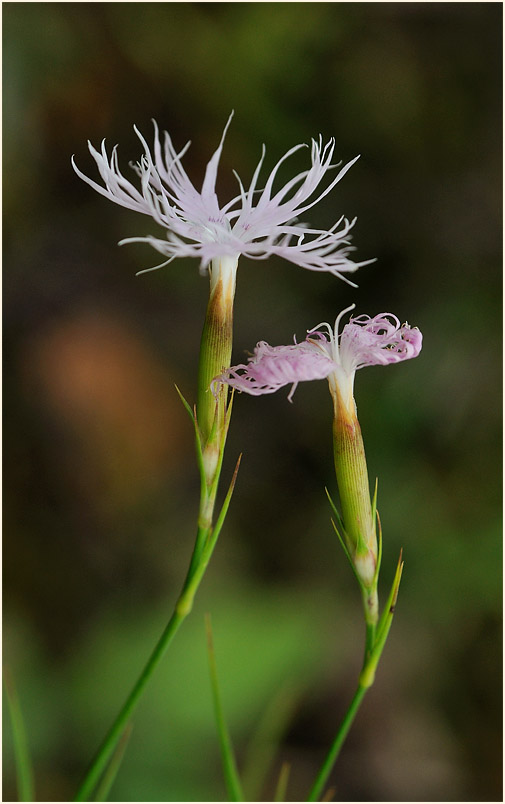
left=3, top=3, right=502, bottom=801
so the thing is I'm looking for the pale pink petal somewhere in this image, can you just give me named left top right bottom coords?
left=73, top=115, right=368, bottom=277
left=213, top=340, right=336, bottom=401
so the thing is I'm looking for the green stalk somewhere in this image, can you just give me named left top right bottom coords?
left=307, top=554, right=404, bottom=801
left=76, top=606, right=184, bottom=801
left=309, top=377, right=405, bottom=801
left=76, top=450, right=241, bottom=801
left=75, top=504, right=233, bottom=800
left=308, top=684, right=368, bottom=802
left=76, top=259, right=238, bottom=801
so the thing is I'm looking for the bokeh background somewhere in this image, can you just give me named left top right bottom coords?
left=3, top=3, right=502, bottom=801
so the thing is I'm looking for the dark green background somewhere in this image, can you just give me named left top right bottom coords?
left=3, top=3, right=502, bottom=801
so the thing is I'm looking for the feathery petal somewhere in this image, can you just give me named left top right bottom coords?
left=216, top=310, right=422, bottom=401
left=73, top=115, right=368, bottom=278
left=213, top=340, right=336, bottom=401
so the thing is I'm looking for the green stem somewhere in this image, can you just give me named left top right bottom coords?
left=307, top=555, right=403, bottom=801
left=75, top=439, right=241, bottom=799
left=364, top=620, right=376, bottom=664
left=76, top=517, right=222, bottom=801
left=307, top=684, right=368, bottom=802
left=76, top=259, right=238, bottom=800
left=75, top=454, right=240, bottom=803
left=75, top=605, right=185, bottom=801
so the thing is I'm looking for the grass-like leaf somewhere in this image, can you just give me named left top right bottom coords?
left=205, top=614, right=244, bottom=802
left=93, top=724, right=132, bottom=802
left=274, top=762, right=291, bottom=801
left=360, top=550, right=404, bottom=688
left=241, top=681, right=301, bottom=801
left=375, top=549, right=404, bottom=648
left=208, top=453, right=242, bottom=551
left=273, top=761, right=291, bottom=802
left=4, top=668, right=35, bottom=802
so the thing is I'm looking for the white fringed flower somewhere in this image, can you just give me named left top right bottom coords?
left=72, top=113, right=372, bottom=283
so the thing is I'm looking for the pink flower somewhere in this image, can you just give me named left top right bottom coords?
left=215, top=305, right=422, bottom=403
left=72, top=113, right=372, bottom=282
left=212, top=340, right=337, bottom=402
left=308, top=305, right=422, bottom=410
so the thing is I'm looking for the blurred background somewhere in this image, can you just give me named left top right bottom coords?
left=3, top=3, right=502, bottom=801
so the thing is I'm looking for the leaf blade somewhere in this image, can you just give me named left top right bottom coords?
left=205, top=614, right=244, bottom=802
left=4, top=668, right=35, bottom=802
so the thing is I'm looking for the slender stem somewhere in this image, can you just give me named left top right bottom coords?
left=76, top=261, right=237, bottom=800
left=75, top=606, right=186, bottom=801
left=308, top=556, right=404, bottom=801
left=364, top=621, right=376, bottom=665
left=75, top=431, right=240, bottom=798
left=76, top=514, right=223, bottom=801
left=307, top=683, right=368, bottom=802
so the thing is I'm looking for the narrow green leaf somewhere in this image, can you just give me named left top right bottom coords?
left=330, top=519, right=362, bottom=588
left=326, top=487, right=369, bottom=573
left=4, top=668, right=35, bottom=802
left=360, top=551, right=404, bottom=688
left=207, top=453, right=242, bottom=552
left=93, top=724, right=132, bottom=802
left=205, top=614, right=244, bottom=802
left=241, top=681, right=301, bottom=801
left=174, top=384, right=195, bottom=424
left=174, top=385, right=206, bottom=492
left=324, top=487, right=341, bottom=523
left=370, top=478, right=378, bottom=524
left=375, top=549, right=403, bottom=646
left=224, top=387, right=236, bottom=430
left=273, top=762, right=290, bottom=802
left=192, top=403, right=206, bottom=478
left=207, top=388, right=236, bottom=502
left=325, top=488, right=355, bottom=570
left=373, top=508, right=383, bottom=583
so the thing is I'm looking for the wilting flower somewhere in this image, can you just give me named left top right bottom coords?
left=215, top=305, right=423, bottom=406
left=72, top=113, right=372, bottom=283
